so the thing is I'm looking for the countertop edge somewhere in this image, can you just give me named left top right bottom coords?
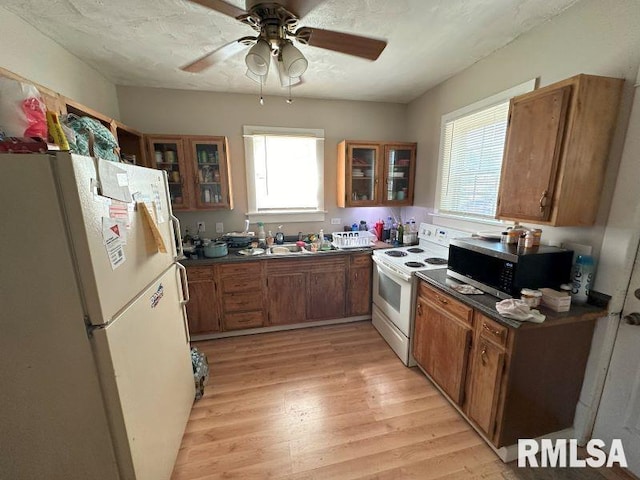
left=416, top=269, right=607, bottom=330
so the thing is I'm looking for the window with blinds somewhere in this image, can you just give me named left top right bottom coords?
left=436, top=80, right=536, bottom=221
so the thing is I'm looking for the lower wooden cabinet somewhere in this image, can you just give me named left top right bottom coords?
left=413, top=280, right=598, bottom=449
left=185, top=252, right=373, bottom=335
left=347, top=254, right=372, bottom=316
left=413, top=286, right=473, bottom=405
left=184, top=267, right=220, bottom=334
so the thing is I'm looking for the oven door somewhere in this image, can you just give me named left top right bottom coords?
left=372, top=256, right=415, bottom=337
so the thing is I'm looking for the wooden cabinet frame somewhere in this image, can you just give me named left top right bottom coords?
left=337, top=140, right=416, bottom=207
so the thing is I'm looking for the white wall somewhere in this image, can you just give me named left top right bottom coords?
left=0, top=7, right=119, bottom=119
left=406, top=0, right=640, bottom=444
left=116, top=87, right=409, bottom=236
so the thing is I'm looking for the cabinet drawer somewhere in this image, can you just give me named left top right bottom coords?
left=350, top=254, right=372, bottom=268
left=220, top=276, right=262, bottom=293
left=219, top=262, right=262, bottom=278
left=222, top=292, right=263, bottom=313
left=223, top=311, right=265, bottom=331
left=186, top=266, right=214, bottom=281
left=476, top=314, right=509, bottom=348
left=419, top=283, right=473, bottom=325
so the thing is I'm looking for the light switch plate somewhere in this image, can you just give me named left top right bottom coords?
left=331, top=218, right=341, bottom=225
left=215, top=222, right=224, bottom=233
left=197, top=221, right=205, bottom=232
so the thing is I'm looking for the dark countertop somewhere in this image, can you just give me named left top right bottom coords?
left=416, top=269, right=607, bottom=329
left=180, top=245, right=374, bottom=267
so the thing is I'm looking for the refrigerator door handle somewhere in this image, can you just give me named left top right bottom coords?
left=171, top=214, right=183, bottom=260
left=176, top=262, right=190, bottom=306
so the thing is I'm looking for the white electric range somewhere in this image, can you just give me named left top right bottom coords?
left=371, top=223, right=470, bottom=366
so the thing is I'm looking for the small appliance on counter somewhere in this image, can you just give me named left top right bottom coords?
left=447, top=237, right=573, bottom=299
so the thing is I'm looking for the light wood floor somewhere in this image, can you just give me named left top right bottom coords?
left=172, top=321, right=634, bottom=480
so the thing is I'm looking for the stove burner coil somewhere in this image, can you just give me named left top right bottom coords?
left=385, top=250, right=408, bottom=257
left=424, top=257, right=448, bottom=265
left=405, top=261, right=425, bottom=268
left=406, top=247, right=424, bottom=253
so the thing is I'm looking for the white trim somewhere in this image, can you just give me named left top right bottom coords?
left=434, top=78, right=537, bottom=218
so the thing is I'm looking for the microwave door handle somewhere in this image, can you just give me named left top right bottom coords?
left=372, top=256, right=412, bottom=282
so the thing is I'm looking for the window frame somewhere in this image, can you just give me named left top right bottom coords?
left=434, top=79, right=536, bottom=223
left=243, top=125, right=325, bottom=223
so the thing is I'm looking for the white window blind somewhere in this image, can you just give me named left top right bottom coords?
left=436, top=79, right=536, bottom=221
left=439, top=102, right=509, bottom=219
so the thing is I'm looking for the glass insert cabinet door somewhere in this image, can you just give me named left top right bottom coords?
left=348, top=143, right=380, bottom=205
left=384, top=144, right=416, bottom=203
left=149, top=138, right=189, bottom=210
left=190, top=139, right=231, bottom=209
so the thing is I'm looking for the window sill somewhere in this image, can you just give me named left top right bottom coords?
left=246, top=210, right=327, bottom=224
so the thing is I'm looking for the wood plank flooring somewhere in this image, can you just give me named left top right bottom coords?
left=172, top=321, right=635, bottom=480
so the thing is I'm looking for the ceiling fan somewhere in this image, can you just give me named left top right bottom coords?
left=181, top=0, right=387, bottom=88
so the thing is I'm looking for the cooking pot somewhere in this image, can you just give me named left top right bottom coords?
left=222, top=234, right=253, bottom=248
left=203, top=241, right=228, bottom=258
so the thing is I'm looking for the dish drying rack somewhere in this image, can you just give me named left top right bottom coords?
left=331, top=231, right=376, bottom=249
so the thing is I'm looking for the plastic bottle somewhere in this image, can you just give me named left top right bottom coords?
left=351, top=222, right=359, bottom=231
left=391, top=222, right=398, bottom=247
left=266, top=230, right=274, bottom=247
left=571, top=255, right=595, bottom=304
left=403, top=222, right=412, bottom=245
left=374, top=219, right=384, bottom=241
left=359, top=220, right=367, bottom=231
left=183, top=228, right=193, bottom=246
left=397, top=222, right=404, bottom=247
left=383, top=216, right=392, bottom=243
left=257, top=222, right=266, bottom=246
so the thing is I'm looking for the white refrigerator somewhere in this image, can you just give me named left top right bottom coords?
left=0, top=153, right=195, bottom=480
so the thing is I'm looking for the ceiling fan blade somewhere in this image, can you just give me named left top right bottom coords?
left=295, top=27, right=386, bottom=61
left=187, top=0, right=247, bottom=19
left=181, top=40, right=249, bottom=73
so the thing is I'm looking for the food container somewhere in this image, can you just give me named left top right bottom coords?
left=203, top=241, right=228, bottom=258
left=520, top=288, right=542, bottom=307
left=540, top=287, right=572, bottom=312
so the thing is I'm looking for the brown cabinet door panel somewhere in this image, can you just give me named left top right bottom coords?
left=498, top=85, right=571, bottom=221
left=413, top=298, right=472, bottom=405
left=267, top=273, right=306, bottom=325
left=348, top=265, right=372, bottom=316
left=307, top=270, right=346, bottom=320
left=467, top=340, right=505, bottom=436
left=185, top=279, right=220, bottom=334
left=223, top=311, right=264, bottom=331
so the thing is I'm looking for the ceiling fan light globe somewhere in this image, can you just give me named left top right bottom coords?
left=281, top=42, right=308, bottom=77
left=245, top=39, right=271, bottom=75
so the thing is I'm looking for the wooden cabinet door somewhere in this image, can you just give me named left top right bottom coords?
left=497, top=85, right=571, bottom=222
left=188, top=137, right=233, bottom=210
left=383, top=143, right=416, bottom=205
left=267, top=273, right=306, bottom=325
left=307, top=267, right=346, bottom=320
left=413, top=297, right=472, bottom=405
left=467, top=339, right=505, bottom=436
left=345, top=142, right=380, bottom=206
left=185, top=267, right=220, bottom=334
left=348, top=256, right=372, bottom=316
left=147, top=136, right=191, bottom=210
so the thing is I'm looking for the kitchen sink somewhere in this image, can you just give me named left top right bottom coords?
left=270, top=244, right=305, bottom=254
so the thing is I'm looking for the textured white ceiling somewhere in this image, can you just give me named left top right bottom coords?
left=3, top=0, right=578, bottom=103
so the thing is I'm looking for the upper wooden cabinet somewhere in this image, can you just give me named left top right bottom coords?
left=147, top=134, right=233, bottom=211
left=337, top=140, right=416, bottom=207
left=497, top=74, right=623, bottom=226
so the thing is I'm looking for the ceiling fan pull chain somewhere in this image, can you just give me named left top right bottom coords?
left=286, top=77, right=293, bottom=104
left=259, top=75, right=264, bottom=105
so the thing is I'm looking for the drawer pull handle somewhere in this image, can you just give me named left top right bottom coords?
left=437, top=296, right=448, bottom=304
left=481, top=345, right=488, bottom=365
left=483, top=323, right=503, bottom=337
left=539, top=190, right=548, bottom=213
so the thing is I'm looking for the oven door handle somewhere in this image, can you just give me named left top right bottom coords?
left=372, top=256, right=412, bottom=282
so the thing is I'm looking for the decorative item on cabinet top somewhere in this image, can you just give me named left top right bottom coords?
left=337, top=140, right=417, bottom=208
left=146, top=134, right=233, bottom=211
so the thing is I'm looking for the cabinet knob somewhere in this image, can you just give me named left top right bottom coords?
left=482, top=322, right=503, bottom=337
left=481, top=344, right=488, bottom=365
left=417, top=303, right=422, bottom=315
left=539, top=190, right=548, bottom=213
left=436, top=295, right=448, bottom=304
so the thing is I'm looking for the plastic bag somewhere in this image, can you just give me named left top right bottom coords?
left=0, top=77, right=47, bottom=139
left=191, top=347, right=209, bottom=400
left=62, top=113, right=119, bottom=162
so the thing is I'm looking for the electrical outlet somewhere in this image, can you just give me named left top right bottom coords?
left=330, top=218, right=341, bottom=225
left=197, top=221, right=205, bottom=232
left=215, top=222, right=224, bottom=233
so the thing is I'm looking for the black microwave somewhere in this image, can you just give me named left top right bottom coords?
left=447, top=237, right=573, bottom=299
